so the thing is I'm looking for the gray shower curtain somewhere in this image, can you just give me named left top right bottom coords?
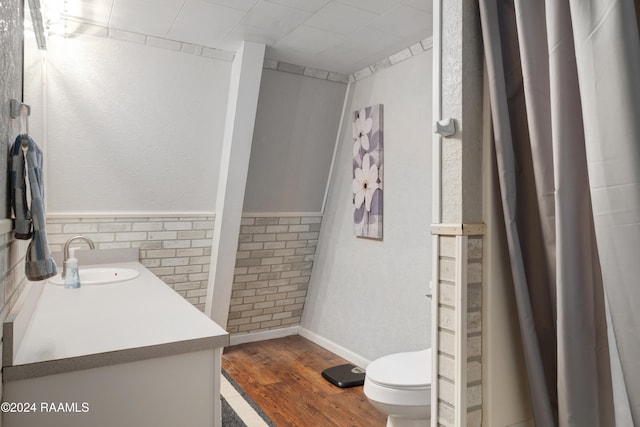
left=479, top=0, right=640, bottom=426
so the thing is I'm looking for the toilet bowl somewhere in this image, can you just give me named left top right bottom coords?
left=364, top=349, right=431, bottom=427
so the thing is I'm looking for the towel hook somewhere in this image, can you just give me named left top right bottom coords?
left=10, top=99, right=31, bottom=150
left=9, top=99, right=31, bottom=120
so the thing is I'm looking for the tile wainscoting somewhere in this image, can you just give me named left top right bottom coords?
left=46, top=214, right=322, bottom=333
left=0, top=223, right=29, bottom=322
left=228, top=215, right=322, bottom=335
left=0, top=221, right=29, bottom=393
left=46, top=215, right=215, bottom=310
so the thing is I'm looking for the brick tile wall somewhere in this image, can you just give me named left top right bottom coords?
left=0, top=229, right=28, bottom=318
left=46, top=216, right=214, bottom=310
left=227, top=215, right=321, bottom=334
left=46, top=214, right=323, bottom=330
left=435, top=233, right=484, bottom=427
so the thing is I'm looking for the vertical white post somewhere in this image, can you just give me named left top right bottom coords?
left=432, top=0, right=484, bottom=424
left=204, top=42, right=265, bottom=327
left=431, top=0, right=443, bottom=425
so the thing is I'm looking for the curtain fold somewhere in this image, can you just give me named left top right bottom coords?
left=568, top=0, right=640, bottom=423
left=478, top=0, right=640, bottom=425
left=545, top=2, right=615, bottom=425
left=478, top=1, right=557, bottom=425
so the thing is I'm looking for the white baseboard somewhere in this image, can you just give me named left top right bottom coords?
left=298, top=327, right=371, bottom=369
left=229, top=326, right=300, bottom=346
left=228, top=326, right=372, bottom=369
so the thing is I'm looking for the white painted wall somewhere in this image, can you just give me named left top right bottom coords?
left=243, top=69, right=346, bottom=214
left=34, top=35, right=231, bottom=213
left=301, top=50, right=433, bottom=361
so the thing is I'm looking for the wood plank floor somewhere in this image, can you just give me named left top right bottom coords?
left=222, top=335, right=387, bottom=427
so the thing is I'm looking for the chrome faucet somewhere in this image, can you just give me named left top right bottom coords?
left=62, top=235, right=96, bottom=279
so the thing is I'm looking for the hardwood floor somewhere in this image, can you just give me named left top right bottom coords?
left=222, top=335, right=387, bottom=427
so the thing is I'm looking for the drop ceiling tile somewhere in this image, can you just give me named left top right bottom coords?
left=241, top=1, right=312, bottom=33
left=329, top=25, right=401, bottom=56
left=109, top=0, right=184, bottom=37
left=336, top=0, right=402, bottom=15
left=274, top=25, right=345, bottom=55
left=264, top=0, right=330, bottom=12
left=55, top=0, right=435, bottom=75
left=315, top=25, right=402, bottom=72
left=202, top=0, right=258, bottom=11
left=42, top=0, right=64, bottom=18
left=62, top=0, right=114, bottom=27
left=304, top=2, right=378, bottom=35
left=167, top=0, right=245, bottom=47
left=369, top=4, right=431, bottom=38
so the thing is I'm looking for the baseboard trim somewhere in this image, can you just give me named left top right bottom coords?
left=508, top=419, right=534, bottom=427
left=229, top=326, right=300, bottom=346
left=228, top=327, right=372, bottom=369
left=298, top=327, right=371, bottom=368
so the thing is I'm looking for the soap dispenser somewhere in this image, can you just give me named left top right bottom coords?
left=64, top=247, right=81, bottom=289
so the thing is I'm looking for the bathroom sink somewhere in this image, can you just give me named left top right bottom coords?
left=48, top=268, right=140, bottom=286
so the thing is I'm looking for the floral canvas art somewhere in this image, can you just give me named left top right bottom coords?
left=352, top=104, right=383, bottom=239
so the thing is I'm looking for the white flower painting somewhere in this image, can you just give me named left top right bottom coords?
left=352, top=104, right=383, bottom=239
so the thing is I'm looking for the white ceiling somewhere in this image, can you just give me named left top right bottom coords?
left=49, top=0, right=433, bottom=74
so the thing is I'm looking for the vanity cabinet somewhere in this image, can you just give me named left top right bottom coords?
left=2, top=251, right=228, bottom=427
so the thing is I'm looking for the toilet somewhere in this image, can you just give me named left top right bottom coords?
left=363, top=348, right=431, bottom=427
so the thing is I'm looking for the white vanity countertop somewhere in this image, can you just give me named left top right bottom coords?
left=4, top=261, right=228, bottom=381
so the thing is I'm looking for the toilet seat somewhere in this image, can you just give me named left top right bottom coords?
left=365, top=349, right=431, bottom=389
left=364, top=348, right=431, bottom=427
left=363, top=349, right=432, bottom=412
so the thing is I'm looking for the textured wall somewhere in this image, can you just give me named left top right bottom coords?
left=440, top=0, right=484, bottom=223
left=301, top=49, right=433, bottom=361
left=1, top=0, right=23, bottom=217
